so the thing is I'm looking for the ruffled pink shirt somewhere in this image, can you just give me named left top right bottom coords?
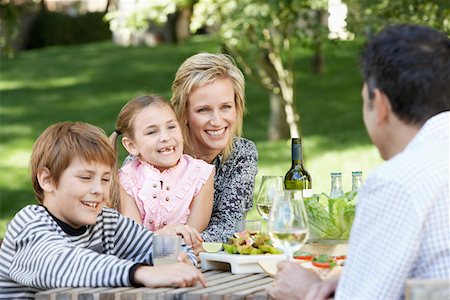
left=119, top=154, right=214, bottom=231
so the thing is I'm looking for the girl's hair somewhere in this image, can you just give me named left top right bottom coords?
left=109, top=94, right=172, bottom=209
left=30, top=122, right=116, bottom=204
left=171, top=53, right=246, bottom=162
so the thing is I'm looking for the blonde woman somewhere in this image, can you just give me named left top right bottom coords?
left=171, top=53, right=258, bottom=243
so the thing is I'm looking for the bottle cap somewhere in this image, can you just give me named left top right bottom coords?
left=352, top=171, right=362, bottom=175
left=331, top=172, right=341, bottom=176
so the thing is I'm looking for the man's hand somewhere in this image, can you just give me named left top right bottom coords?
left=134, top=263, right=207, bottom=288
left=156, top=224, right=202, bottom=247
left=305, top=274, right=340, bottom=300
left=267, top=261, right=322, bottom=300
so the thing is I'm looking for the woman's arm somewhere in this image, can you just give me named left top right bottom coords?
left=119, top=187, right=142, bottom=224
left=186, top=171, right=214, bottom=232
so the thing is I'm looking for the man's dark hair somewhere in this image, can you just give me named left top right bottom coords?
left=361, top=24, right=450, bottom=125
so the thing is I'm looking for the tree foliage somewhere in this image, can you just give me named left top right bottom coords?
left=192, top=0, right=329, bottom=139
left=345, top=0, right=449, bottom=35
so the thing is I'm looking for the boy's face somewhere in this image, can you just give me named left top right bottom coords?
left=43, top=157, right=112, bottom=228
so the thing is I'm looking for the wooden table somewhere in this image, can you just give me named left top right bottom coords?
left=35, top=269, right=274, bottom=300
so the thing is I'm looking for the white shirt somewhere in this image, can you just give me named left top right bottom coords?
left=336, top=111, right=450, bottom=300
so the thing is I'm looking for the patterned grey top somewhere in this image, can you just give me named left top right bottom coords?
left=202, top=137, right=258, bottom=243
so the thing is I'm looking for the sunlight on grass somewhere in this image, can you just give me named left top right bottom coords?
left=0, top=76, right=88, bottom=91
left=0, top=219, right=8, bottom=238
left=2, top=150, right=32, bottom=168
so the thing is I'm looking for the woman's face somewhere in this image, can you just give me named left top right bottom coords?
left=186, top=77, right=237, bottom=158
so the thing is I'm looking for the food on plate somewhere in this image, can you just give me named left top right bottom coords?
left=311, top=254, right=337, bottom=269
left=293, top=251, right=314, bottom=261
left=202, top=242, right=223, bottom=253
left=223, top=231, right=282, bottom=255
left=304, top=192, right=356, bottom=240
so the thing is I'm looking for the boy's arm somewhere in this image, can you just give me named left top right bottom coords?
left=9, top=231, right=136, bottom=289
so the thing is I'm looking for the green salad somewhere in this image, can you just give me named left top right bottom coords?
left=304, top=192, right=356, bottom=240
left=223, top=231, right=282, bottom=255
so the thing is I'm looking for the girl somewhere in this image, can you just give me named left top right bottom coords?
left=110, top=95, right=215, bottom=239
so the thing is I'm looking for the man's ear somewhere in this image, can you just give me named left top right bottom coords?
left=122, top=137, right=139, bottom=156
left=373, top=88, right=392, bottom=126
left=37, top=167, right=56, bottom=192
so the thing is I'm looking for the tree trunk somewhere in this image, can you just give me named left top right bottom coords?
left=311, top=9, right=327, bottom=74
left=268, top=92, right=289, bottom=140
left=175, top=7, right=192, bottom=43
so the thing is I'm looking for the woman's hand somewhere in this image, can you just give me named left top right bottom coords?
left=134, top=264, right=207, bottom=288
left=156, top=224, right=203, bottom=247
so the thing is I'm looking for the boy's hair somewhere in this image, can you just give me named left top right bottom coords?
left=360, top=24, right=450, bottom=125
left=171, top=52, right=246, bottom=162
left=31, top=122, right=116, bottom=204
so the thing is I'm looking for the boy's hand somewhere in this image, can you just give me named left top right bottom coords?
left=156, top=224, right=203, bottom=247
left=134, top=264, right=207, bottom=288
left=177, top=252, right=194, bottom=265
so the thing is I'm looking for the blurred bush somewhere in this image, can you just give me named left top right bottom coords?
left=27, top=11, right=111, bottom=49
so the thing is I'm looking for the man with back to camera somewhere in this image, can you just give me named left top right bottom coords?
left=267, top=24, right=450, bottom=300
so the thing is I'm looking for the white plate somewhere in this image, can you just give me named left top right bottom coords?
left=200, top=251, right=287, bottom=274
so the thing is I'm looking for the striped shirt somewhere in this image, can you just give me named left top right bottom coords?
left=336, top=112, right=450, bottom=299
left=0, top=205, right=195, bottom=299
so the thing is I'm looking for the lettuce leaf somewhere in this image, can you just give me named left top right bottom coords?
left=304, top=192, right=356, bottom=240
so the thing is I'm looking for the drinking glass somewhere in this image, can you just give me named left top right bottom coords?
left=256, top=176, right=284, bottom=221
left=268, top=190, right=309, bottom=260
left=152, top=234, right=182, bottom=266
left=235, top=219, right=262, bottom=234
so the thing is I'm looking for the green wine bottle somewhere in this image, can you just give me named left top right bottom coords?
left=284, top=138, right=312, bottom=197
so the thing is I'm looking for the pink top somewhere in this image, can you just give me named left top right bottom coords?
left=119, top=154, right=214, bottom=231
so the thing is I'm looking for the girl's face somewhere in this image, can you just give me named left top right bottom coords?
left=124, top=104, right=184, bottom=171
left=186, top=78, right=237, bottom=160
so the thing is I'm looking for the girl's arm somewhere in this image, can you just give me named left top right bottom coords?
left=119, top=186, right=142, bottom=224
left=186, top=171, right=214, bottom=232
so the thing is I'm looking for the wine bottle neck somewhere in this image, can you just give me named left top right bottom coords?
left=291, top=143, right=303, bottom=166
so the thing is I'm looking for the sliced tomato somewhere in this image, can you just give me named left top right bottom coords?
left=294, top=255, right=313, bottom=261
left=311, top=255, right=337, bottom=269
left=311, top=261, right=333, bottom=269
left=335, top=255, right=346, bottom=260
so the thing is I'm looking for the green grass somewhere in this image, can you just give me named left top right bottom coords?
left=0, top=36, right=383, bottom=237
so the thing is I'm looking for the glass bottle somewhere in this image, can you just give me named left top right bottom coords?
left=351, top=171, right=363, bottom=193
left=330, top=172, right=344, bottom=198
left=284, top=138, right=312, bottom=197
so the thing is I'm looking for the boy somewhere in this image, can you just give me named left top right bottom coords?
left=0, top=122, right=206, bottom=299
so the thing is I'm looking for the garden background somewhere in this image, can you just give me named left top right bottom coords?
left=1, top=0, right=447, bottom=238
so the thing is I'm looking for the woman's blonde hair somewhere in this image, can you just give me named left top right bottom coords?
left=171, top=53, right=246, bottom=162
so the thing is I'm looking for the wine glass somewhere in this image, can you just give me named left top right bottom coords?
left=256, top=176, right=284, bottom=221
left=268, top=190, right=309, bottom=260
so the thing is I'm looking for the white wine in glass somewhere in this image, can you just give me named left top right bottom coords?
left=268, top=190, right=309, bottom=260
left=256, top=176, right=283, bottom=220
